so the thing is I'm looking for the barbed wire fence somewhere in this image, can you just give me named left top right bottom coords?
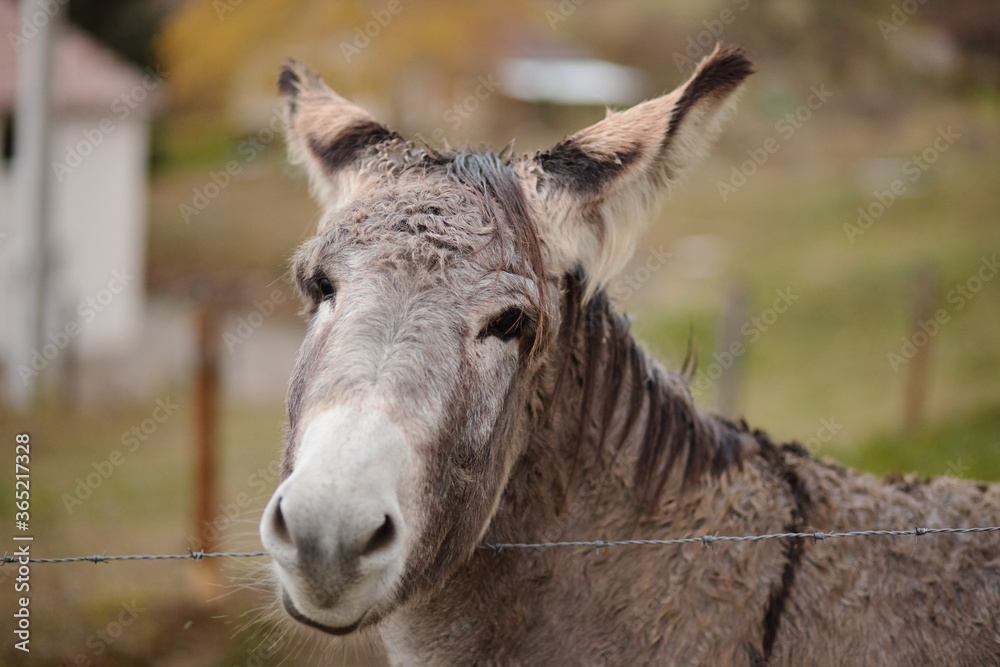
left=4, top=525, right=999, bottom=565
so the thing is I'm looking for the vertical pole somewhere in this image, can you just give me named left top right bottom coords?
left=904, top=264, right=935, bottom=429
left=5, top=0, right=60, bottom=408
left=194, top=295, right=219, bottom=557
left=716, top=281, right=749, bottom=419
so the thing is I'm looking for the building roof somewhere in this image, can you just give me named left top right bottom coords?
left=0, top=0, right=159, bottom=113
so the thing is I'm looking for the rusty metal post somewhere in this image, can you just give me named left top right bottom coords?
left=193, top=296, right=220, bottom=558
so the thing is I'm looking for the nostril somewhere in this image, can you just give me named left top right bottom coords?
left=272, top=496, right=291, bottom=544
left=362, top=514, right=396, bottom=556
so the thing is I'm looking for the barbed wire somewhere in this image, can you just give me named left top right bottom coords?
left=2, top=525, right=999, bottom=564
left=1, top=550, right=267, bottom=565
left=478, top=526, right=1000, bottom=552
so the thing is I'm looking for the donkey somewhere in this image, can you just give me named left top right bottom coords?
left=259, top=45, right=1000, bottom=665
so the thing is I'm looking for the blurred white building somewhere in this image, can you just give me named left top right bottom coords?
left=0, top=1, right=157, bottom=400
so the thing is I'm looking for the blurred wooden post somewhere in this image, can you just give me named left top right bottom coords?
left=903, top=264, right=935, bottom=430
left=60, top=300, right=80, bottom=413
left=193, top=290, right=220, bottom=568
left=716, top=282, right=749, bottom=419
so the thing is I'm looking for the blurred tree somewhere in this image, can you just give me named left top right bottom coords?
left=152, top=0, right=1000, bottom=135
left=156, top=0, right=543, bottom=113
left=69, top=0, right=174, bottom=67
left=925, top=1, right=1000, bottom=88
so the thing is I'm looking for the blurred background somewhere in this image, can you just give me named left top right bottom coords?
left=0, top=0, right=998, bottom=663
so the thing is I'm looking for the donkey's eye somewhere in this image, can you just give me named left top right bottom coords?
left=481, top=308, right=526, bottom=342
left=315, top=276, right=335, bottom=301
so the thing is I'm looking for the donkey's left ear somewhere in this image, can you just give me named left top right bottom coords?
left=279, top=59, right=399, bottom=222
left=527, top=45, right=754, bottom=296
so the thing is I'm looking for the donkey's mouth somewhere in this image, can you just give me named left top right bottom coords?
left=282, top=591, right=367, bottom=635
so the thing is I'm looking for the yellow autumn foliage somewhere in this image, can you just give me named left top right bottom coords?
left=156, top=0, right=543, bottom=113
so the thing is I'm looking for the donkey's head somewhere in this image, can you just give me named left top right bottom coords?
left=260, top=46, right=753, bottom=635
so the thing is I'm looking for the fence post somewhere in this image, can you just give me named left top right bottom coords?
left=903, top=263, right=936, bottom=430
left=193, top=288, right=220, bottom=581
left=716, top=281, right=749, bottom=419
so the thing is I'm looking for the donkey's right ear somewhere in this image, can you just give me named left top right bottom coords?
left=279, top=60, right=398, bottom=219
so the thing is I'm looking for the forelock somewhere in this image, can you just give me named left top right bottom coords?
left=304, top=149, right=544, bottom=277
left=340, top=176, right=495, bottom=269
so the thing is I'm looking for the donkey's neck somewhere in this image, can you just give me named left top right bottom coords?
left=491, top=279, right=752, bottom=544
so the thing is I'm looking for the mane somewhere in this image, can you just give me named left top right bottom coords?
left=557, top=269, right=746, bottom=509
